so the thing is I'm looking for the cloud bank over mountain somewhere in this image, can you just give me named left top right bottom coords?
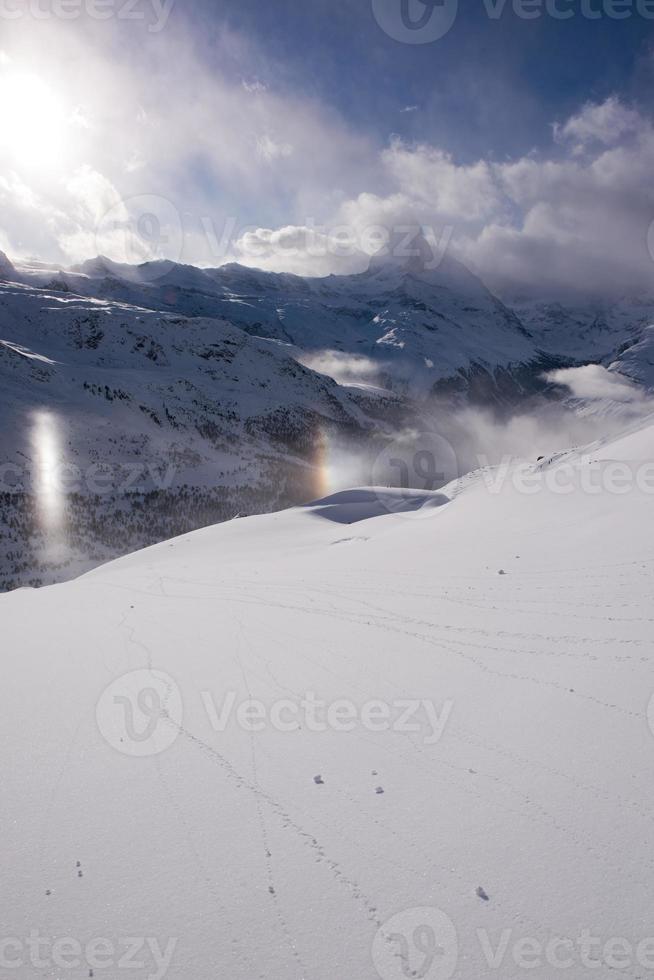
left=1, top=10, right=654, bottom=300
left=243, top=96, right=654, bottom=298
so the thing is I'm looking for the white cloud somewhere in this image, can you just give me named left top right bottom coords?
left=66, top=165, right=124, bottom=226
left=0, top=14, right=375, bottom=267
left=234, top=225, right=368, bottom=275
left=553, top=96, right=641, bottom=150
left=296, top=351, right=384, bottom=387
left=324, top=97, right=654, bottom=299
left=0, top=9, right=651, bottom=305
left=383, top=142, right=503, bottom=223
left=226, top=96, right=654, bottom=298
left=547, top=364, right=648, bottom=403
left=256, top=134, right=293, bottom=163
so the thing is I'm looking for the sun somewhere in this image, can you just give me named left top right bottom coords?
left=0, top=70, right=67, bottom=168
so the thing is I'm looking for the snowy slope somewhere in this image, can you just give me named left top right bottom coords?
left=2, top=419, right=653, bottom=980
left=513, top=294, right=654, bottom=363
left=609, top=324, right=654, bottom=389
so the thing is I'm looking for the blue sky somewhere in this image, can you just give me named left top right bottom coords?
left=185, top=0, right=652, bottom=159
left=0, top=0, right=653, bottom=296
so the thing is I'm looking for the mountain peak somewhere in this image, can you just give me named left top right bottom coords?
left=368, top=226, right=442, bottom=277
left=0, top=251, right=15, bottom=280
left=365, top=225, right=496, bottom=302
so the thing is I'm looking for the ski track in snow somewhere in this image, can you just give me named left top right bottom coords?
left=3, top=425, right=654, bottom=979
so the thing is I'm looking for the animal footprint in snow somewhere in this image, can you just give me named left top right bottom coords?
left=313, top=775, right=324, bottom=785
left=476, top=886, right=489, bottom=901
left=375, top=786, right=384, bottom=795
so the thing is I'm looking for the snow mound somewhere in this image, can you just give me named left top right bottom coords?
left=304, top=487, right=450, bottom=523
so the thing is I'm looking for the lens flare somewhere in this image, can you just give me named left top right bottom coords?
left=30, top=410, right=65, bottom=532
left=312, top=429, right=371, bottom=497
left=312, top=430, right=334, bottom=498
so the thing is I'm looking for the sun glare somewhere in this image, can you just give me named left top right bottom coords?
left=30, top=410, right=65, bottom=532
left=0, top=71, right=67, bottom=168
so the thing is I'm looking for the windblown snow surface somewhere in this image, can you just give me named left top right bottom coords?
left=2, top=417, right=654, bottom=980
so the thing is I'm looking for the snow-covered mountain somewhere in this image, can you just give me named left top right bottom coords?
left=2, top=237, right=654, bottom=591
left=609, top=323, right=654, bottom=389
left=0, top=276, right=405, bottom=591
left=10, top=236, right=654, bottom=402
left=512, top=293, right=654, bottom=366
left=2, top=416, right=653, bottom=979
left=4, top=236, right=542, bottom=400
